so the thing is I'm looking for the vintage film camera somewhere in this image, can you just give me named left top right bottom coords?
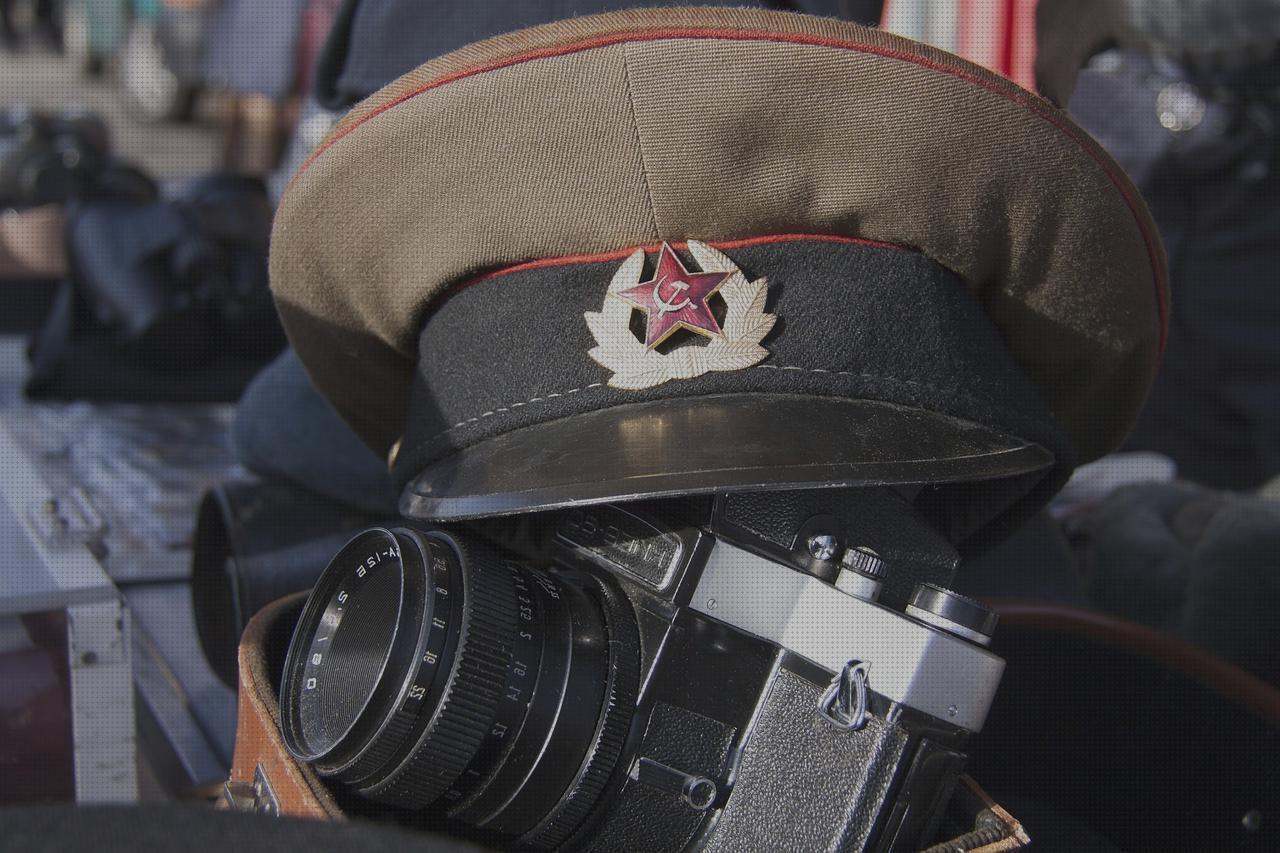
left=277, top=484, right=1009, bottom=851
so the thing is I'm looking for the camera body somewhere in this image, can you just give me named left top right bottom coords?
left=280, top=487, right=1004, bottom=852
left=536, top=488, right=1002, bottom=852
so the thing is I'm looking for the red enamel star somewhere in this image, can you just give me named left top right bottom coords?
left=616, top=243, right=729, bottom=349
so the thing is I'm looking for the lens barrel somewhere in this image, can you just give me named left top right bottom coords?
left=279, top=526, right=639, bottom=848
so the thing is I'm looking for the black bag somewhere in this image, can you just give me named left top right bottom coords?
left=0, top=106, right=156, bottom=209
left=25, top=173, right=286, bottom=402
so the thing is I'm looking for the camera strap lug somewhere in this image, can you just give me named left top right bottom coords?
left=818, top=660, right=871, bottom=731
left=222, top=764, right=280, bottom=816
left=629, top=757, right=718, bottom=811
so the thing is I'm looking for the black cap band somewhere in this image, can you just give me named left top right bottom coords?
left=396, top=237, right=1075, bottom=550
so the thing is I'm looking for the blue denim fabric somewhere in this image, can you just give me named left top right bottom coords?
left=232, top=347, right=399, bottom=515
left=315, top=0, right=884, bottom=109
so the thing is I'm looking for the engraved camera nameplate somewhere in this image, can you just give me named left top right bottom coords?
left=556, top=505, right=685, bottom=591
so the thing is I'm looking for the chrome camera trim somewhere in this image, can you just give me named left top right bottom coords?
left=690, top=542, right=1004, bottom=732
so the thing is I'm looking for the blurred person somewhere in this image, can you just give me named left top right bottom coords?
left=0, top=0, right=17, bottom=49
left=314, top=0, right=883, bottom=108
left=33, top=0, right=60, bottom=48
left=1041, top=0, right=1280, bottom=491
left=987, top=0, right=1280, bottom=689
left=63, top=0, right=129, bottom=72
left=0, top=0, right=56, bottom=50
left=201, top=0, right=310, bottom=174
left=0, top=205, right=64, bottom=279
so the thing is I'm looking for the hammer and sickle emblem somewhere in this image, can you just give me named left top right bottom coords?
left=653, top=277, right=692, bottom=314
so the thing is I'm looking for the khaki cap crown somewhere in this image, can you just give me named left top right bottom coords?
left=271, top=6, right=1166, bottom=465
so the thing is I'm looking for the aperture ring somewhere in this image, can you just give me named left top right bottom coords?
left=444, top=562, right=545, bottom=807
left=522, top=572, right=641, bottom=850
left=360, top=531, right=518, bottom=809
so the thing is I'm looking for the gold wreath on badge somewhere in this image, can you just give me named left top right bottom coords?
left=584, top=240, right=776, bottom=390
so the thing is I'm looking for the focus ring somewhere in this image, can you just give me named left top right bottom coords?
left=361, top=534, right=517, bottom=808
left=524, top=575, right=640, bottom=850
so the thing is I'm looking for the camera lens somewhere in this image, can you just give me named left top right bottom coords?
left=293, top=531, right=402, bottom=757
left=279, top=526, right=639, bottom=849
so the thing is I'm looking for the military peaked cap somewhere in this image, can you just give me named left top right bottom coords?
left=271, top=7, right=1166, bottom=549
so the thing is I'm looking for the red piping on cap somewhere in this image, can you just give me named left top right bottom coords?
left=475, top=232, right=905, bottom=282
left=428, top=233, right=912, bottom=310
left=290, top=26, right=1168, bottom=353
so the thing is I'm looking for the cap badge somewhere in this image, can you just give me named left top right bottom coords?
left=585, top=241, right=776, bottom=390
